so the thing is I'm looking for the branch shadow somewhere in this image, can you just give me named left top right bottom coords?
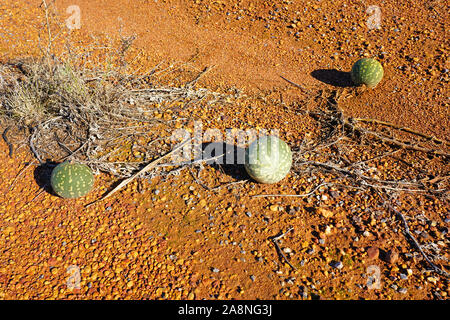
left=311, top=69, right=354, bottom=88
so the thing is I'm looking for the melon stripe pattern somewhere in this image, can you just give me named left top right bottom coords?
left=244, top=135, right=292, bottom=184
left=50, top=162, right=94, bottom=198
left=351, top=58, right=384, bottom=88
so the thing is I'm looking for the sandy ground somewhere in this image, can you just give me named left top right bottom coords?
left=0, top=0, right=448, bottom=300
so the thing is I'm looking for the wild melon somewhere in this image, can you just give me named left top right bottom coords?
left=244, top=135, right=292, bottom=184
left=50, top=162, right=94, bottom=198
left=351, top=58, right=384, bottom=88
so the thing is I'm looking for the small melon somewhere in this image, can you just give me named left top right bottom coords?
left=351, top=58, right=384, bottom=88
left=244, top=135, right=292, bottom=184
left=50, top=162, right=94, bottom=198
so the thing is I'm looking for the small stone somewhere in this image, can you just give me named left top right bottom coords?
left=283, top=247, right=292, bottom=254
left=420, top=231, right=430, bottom=240
left=169, top=254, right=177, bottom=261
left=269, top=205, right=278, bottom=212
left=317, top=207, right=334, bottom=218
left=367, top=247, right=379, bottom=260
left=398, top=288, right=407, bottom=294
left=245, top=211, right=252, bottom=217
left=212, top=268, right=220, bottom=273
left=384, top=249, right=399, bottom=264
left=330, top=261, right=343, bottom=269
left=47, top=257, right=58, bottom=267
left=427, top=277, right=438, bottom=284
left=250, top=275, right=256, bottom=281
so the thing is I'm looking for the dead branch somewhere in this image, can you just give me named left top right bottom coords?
left=270, top=227, right=297, bottom=271
left=351, top=117, right=450, bottom=147
left=2, top=126, right=13, bottom=157
left=85, top=138, right=192, bottom=208
left=380, top=193, right=450, bottom=278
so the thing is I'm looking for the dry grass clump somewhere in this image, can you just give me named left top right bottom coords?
left=0, top=52, right=230, bottom=177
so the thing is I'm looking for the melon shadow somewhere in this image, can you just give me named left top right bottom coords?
left=33, top=162, right=58, bottom=196
left=311, top=69, right=354, bottom=88
left=199, top=142, right=249, bottom=181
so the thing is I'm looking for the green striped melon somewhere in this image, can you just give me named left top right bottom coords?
left=50, top=162, right=94, bottom=198
left=351, top=58, right=384, bottom=88
left=244, top=135, right=292, bottom=184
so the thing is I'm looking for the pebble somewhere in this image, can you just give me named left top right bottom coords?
left=212, top=268, right=220, bottom=273
left=384, top=249, right=399, bottom=264
left=398, top=288, right=408, bottom=294
left=269, top=205, right=278, bottom=212
left=318, top=207, right=334, bottom=218
left=420, top=231, right=430, bottom=240
left=427, top=277, right=438, bottom=284
left=367, top=247, right=379, bottom=260
left=245, top=211, right=252, bottom=217
left=169, top=254, right=177, bottom=261
left=330, top=261, right=343, bottom=269
left=283, top=247, right=292, bottom=254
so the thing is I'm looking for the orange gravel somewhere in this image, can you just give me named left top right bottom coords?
left=0, top=0, right=449, bottom=300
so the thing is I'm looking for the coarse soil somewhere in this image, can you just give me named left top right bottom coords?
left=0, top=0, right=448, bottom=300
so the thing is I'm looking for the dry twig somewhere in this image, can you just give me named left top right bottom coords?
left=270, top=227, right=297, bottom=271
